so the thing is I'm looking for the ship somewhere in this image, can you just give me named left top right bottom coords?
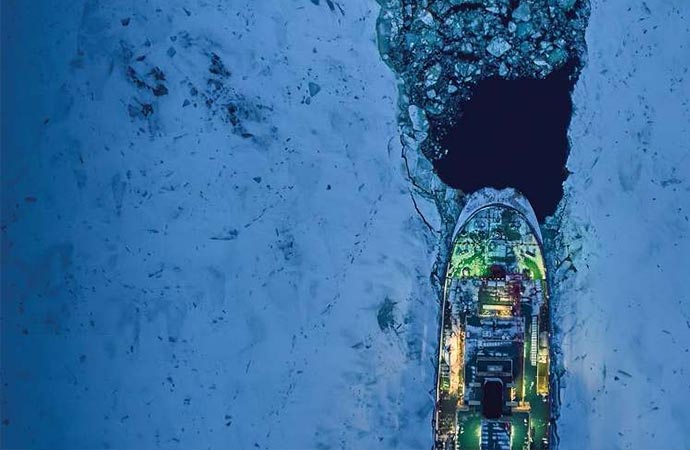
left=433, top=188, right=551, bottom=450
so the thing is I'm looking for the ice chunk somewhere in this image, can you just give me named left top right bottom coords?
left=512, top=3, right=531, bottom=22
left=459, top=42, right=474, bottom=55
left=408, top=104, right=429, bottom=134
left=425, top=63, right=442, bottom=87
left=419, top=10, right=435, bottom=27
left=486, top=37, right=512, bottom=57
left=454, top=62, right=476, bottom=79
left=558, top=0, right=577, bottom=11
left=547, top=48, right=567, bottom=66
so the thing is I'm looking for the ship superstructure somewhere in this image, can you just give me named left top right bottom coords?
left=434, top=189, right=551, bottom=450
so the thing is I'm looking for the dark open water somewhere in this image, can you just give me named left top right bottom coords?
left=433, top=61, right=578, bottom=221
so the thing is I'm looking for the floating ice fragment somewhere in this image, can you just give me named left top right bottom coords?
left=408, top=105, right=429, bottom=132
left=487, top=37, right=512, bottom=57
left=548, top=48, right=567, bottom=65
left=454, top=62, right=476, bottom=79
left=427, top=101, right=444, bottom=115
left=558, top=0, right=577, bottom=11
left=516, top=22, right=534, bottom=38
left=512, top=3, right=531, bottom=22
left=425, top=63, right=442, bottom=87
left=420, top=29, right=441, bottom=47
left=408, top=104, right=429, bottom=142
left=419, top=10, right=435, bottom=27
left=459, top=42, right=474, bottom=56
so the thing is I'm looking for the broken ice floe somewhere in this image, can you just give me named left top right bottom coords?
left=376, top=0, right=589, bottom=160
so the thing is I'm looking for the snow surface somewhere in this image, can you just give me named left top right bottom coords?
left=1, top=1, right=439, bottom=448
left=555, top=0, right=690, bottom=448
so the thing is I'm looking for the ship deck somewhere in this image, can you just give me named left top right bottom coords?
left=435, top=204, right=550, bottom=450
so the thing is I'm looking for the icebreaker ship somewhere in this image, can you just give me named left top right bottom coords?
left=434, top=188, right=551, bottom=450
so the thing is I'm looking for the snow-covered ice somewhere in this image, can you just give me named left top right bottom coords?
left=1, top=1, right=439, bottom=448
left=554, top=0, right=690, bottom=448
